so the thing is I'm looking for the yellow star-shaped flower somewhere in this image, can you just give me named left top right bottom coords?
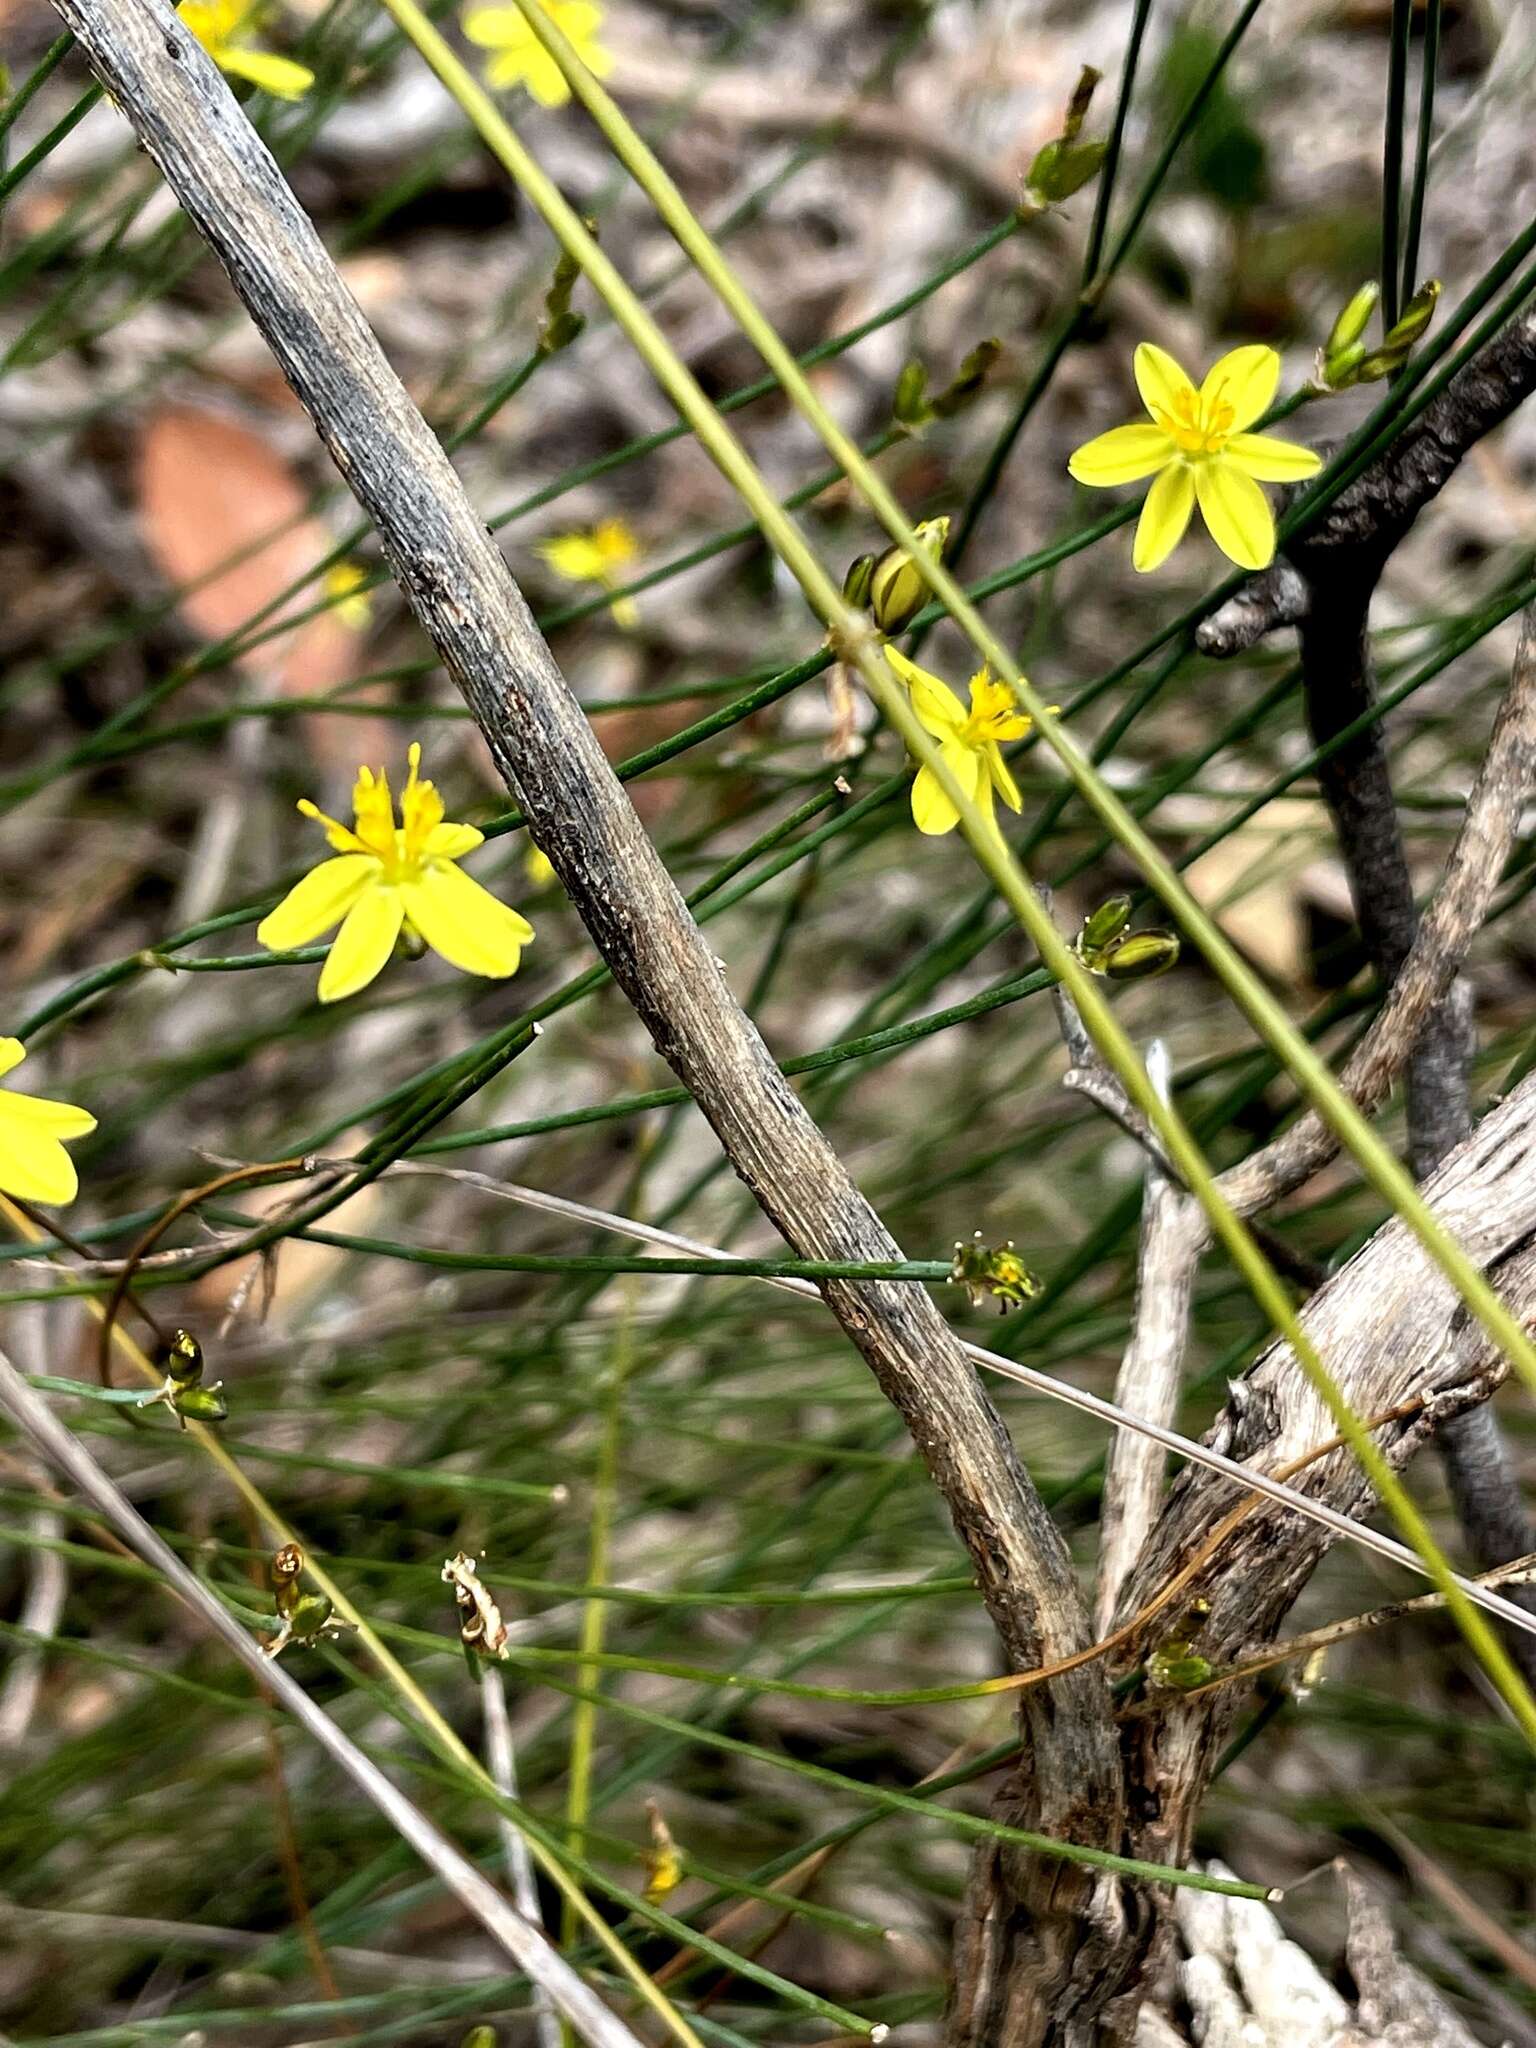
left=258, top=744, right=534, bottom=1003
left=1068, top=343, right=1322, bottom=573
left=463, top=0, right=613, bottom=107
left=538, top=516, right=641, bottom=628
left=178, top=0, right=314, bottom=99
left=884, top=644, right=1040, bottom=838
left=0, top=1039, right=96, bottom=1207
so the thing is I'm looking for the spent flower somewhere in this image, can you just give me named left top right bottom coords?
left=0, top=1039, right=95, bottom=1207
left=258, top=744, right=534, bottom=1003
left=1068, top=343, right=1321, bottom=572
left=463, top=0, right=612, bottom=106
left=884, top=643, right=1046, bottom=838
left=539, top=516, right=641, bottom=629
left=178, top=0, right=314, bottom=97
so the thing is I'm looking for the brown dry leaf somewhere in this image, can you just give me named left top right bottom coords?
left=135, top=405, right=390, bottom=773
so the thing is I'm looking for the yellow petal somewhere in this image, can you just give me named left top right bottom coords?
left=988, top=747, right=1023, bottom=814
left=539, top=533, right=606, bottom=581
left=1134, top=342, right=1196, bottom=422
left=258, top=854, right=377, bottom=951
left=1195, top=460, right=1275, bottom=570
left=0, top=1118, right=80, bottom=1206
left=463, top=5, right=529, bottom=44
left=400, top=861, right=534, bottom=978
left=610, top=593, right=640, bottom=630
left=521, top=45, right=573, bottom=102
left=910, top=740, right=984, bottom=837
left=1222, top=431, right=1323, bottom=482
left=216, top=45, right=314, bottom=97
left=296, top=796, right=369, bottom=855
left=883, top=645, right=964, bottom=739
left=424, top=821, right=485, bottom=860
left=0, top=1038, right=25, bottom=1082
left=317, top=883, right=404, bottom=1003
left=1132, top=463, right=1195, bottom=572
left=1201, top=344, right=1278, bottom=433
left=1067, top=423, right=1175, bottom=486
left=0, top=1090, right=97, bottom=1141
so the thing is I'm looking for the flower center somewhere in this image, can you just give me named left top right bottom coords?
left=962, top=672, right=1031, bottom=747
left=1153, top=383, right=1235, bottom=457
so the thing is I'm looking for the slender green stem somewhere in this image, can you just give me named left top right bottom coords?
left=1381, top=0, right=1413, bottom=325
left=1401, top=0, right=1442, bottom=304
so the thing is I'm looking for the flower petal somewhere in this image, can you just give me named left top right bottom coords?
left=0, top=1110, right=81, bottom=1206
left=1068, top=423, right=1176, bottom=486
left=424, top=822, right=485, bottom=860
left=258, top=855, right=377, bottom=951
left=988, top=747, right=1023, bottom=814
left=216, top=45, right=314, bottom=97
left=0, top=1038, right=25, bottom=1082
left=1195, top=461, right=1276, bottom=570
left=1222, top=431, right=1323, bottom=482
left=317, top=883, right=405, bottom=1003
left=883, top=645, right=964, bottom=738
left=463, top=5, right=528, bottom=44
left=1202, top=344, right=1278, bottom=433
left=0, top=1089, right=97, bottom=1140
left=1134, top=342, right=1196, bottom=422
left=1132, top=464, right=1195, bottom=573
left=521, top=46, right=573, bottom=103
left=399, top=862, right=534, bottom=979
left=910, top=740, right=984, bottom=837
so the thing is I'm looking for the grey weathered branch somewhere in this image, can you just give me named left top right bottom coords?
left=0, top=1347, right=647, bottom=2048
left=1118, top=1067, right=1536, bottom=1875
left=49, top=2, right=1131, bottom=2026
left=1094, top=1043, right=1197, bottom=1636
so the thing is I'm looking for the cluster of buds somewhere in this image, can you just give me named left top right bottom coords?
left=1319, top=278, right=1440, bottom=391
left=841, top=515, right=951, bottom=639
left=262, top=1543, right=355, bottom=1659
left=538, top=219, right=596, bottom=355
left=891, top=339, right=1002, bottom=434
left=137, top=1327, right=227, bottom=1429
left=1023, top=67, right=1107, bottom=208
left=950, top=1232, right=1043, bottom=1313
left=1073, top=895, right=1180, bottom=982
left=442, top=1551, right=510, bottom=1662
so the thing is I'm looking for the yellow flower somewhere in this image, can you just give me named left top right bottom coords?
left=178, top=0, right=314, bottom=98
left=524, top=843, right=557, bottom=888
left=538, top=516, right=641, bottom=628
left=0, top=1039, right=96, bottom=1207
left=325, top=561, right=373, bottom=630
left=463, top=0, right=612, bottom=107
left=884, top=644, right=1039, bottom=838
left=1068, top=343, right=1322, bottom=573
left=258, top=744, right=534, bottom=1003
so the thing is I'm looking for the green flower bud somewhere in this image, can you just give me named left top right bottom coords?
left=1382, top=277, right=1440, bottom=352
left=893, top=358, right=931, bottom=428
left=1102, top=929, right=1180, bottom=981
left=172, top=1383, right=228, bottom=1424
left=867, top=516, right=950, bottom=635
left=1027, top=137, right=1107, bottom=204
left=931, top=338, right=1002, bottom=419
left=460, top=2030, right=498, bottom=2048
left=1147, top=1640, right=1213, bottom=1691
left=1079, top=894, right=1133, bottom=955
left=841, top=551, right=876, bottom=610
left=162, top=1327, right=205, bottom=1387
left=1325, top=280, right=1379, bottom=362
left=287, top=1593, right=336, bottom=1642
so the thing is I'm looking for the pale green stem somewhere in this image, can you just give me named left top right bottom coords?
left=369, top=0, right=1536, bottom=1742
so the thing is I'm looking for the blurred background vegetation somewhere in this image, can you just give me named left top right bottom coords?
left=1, top=0, right=1535, bottom=2038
